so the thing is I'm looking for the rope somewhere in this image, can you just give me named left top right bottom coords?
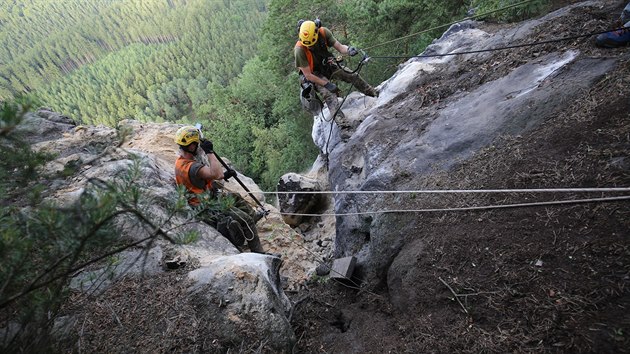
left=363, top=0, right=538, bottom=51
left=272, top=195, right=630, bottom=217
left=264, top=187, right=630, bottom=195
left=317, top=107, right=331, bottom=123
left=228, top=207, right=256, bottom=242
left=323, top=56, right=369, bottom=156
left=369, top=27, right=630, bottom=60
left=267, top=193, right=629, bottom=287
left=285, top=3, right=627, bottom=289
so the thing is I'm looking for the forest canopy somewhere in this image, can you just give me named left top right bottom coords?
left=0, top=0, right=549, bottom=189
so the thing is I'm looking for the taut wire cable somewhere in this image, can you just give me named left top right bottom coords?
left=271, top=195, right=630, bottom=217
left=264, top=187, right=630, bottom=195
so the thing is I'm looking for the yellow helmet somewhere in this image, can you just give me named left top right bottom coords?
left=174, top=125, right=201, bottom=146
left=299, top=20, right=318, bottom=47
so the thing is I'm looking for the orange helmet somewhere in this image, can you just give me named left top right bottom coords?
left=299, top=20, right=318, bottom=47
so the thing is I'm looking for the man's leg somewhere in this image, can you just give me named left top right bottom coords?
left=318, top=85, right=341, bottom=117
left=198, top=209, right=245, bottom=249
left=596, top=3, right=630, bottom=47
left=216, top=216, right=245, bottom=248
left=226, top=207, right=264, bottom=253
left=225, top=193, right=265, bottom=253
left=311, top=73, right=344, bottom=120
left=331, top=68, right=378, bottom=97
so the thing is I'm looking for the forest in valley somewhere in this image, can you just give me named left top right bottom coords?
left=0, top=0, right=549, bottom=189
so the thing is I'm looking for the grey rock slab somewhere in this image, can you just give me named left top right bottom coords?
left=187, top=253, right=295, bottom=352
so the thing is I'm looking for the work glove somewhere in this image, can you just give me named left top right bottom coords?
left=200, top=139, right=214, bottom=154
left=347, top=46, right=358, bottom=56
left=324, top=82, right=339, bottom=94
left=223, top=168, right=237, bottom=181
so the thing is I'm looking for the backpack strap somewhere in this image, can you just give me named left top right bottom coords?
left=296, top=41, right=315, bottom=72
left=318, top=27, right=328, bottom=47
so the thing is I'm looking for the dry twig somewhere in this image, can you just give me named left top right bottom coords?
left=439, top=277, right=469, bottom=314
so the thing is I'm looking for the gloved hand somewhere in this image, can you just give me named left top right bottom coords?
left=324, top=82, right=339, bottom=94
left=347, top=46, right=358, bottom=56
left=200, top=139, right=214, bottom=154
left=223, top=168, right=237, bottom=181
left=323, top=57, right=336, bottom=66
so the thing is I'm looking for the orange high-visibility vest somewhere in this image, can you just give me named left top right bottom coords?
left=175, top=156, right=213, bottom=206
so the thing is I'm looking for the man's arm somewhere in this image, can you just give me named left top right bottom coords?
left=196, top=153, right=225, bottom=181
left=299, top=65, right=329, bottom=86
left=333, top=41, right=350, bottom=55
left=295, top=45, right=330, bottom=86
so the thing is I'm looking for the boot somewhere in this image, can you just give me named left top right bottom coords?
left=253, top=209, right=266, bottom=223
left=246, top=234, right=265, bottom=254
left=365, top=86, right=379, bottom=97
left=217, top=217, right=246, bottom=248
left=227, top=219, right=246, bottom=247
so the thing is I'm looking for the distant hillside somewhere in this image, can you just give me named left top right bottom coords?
left=0, top=0, right=267, bottom=125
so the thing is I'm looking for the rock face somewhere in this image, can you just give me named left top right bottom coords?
left=9, top=2, right=628, bottom=351
left=316, top=2, right=628, bottom=283
left=13, top=111, right=316, bottom=351
left=277, top=172, right=326, bottom=227
left=187, top=254, right=295, bottom=352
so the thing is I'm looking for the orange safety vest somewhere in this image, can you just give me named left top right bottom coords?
left=175, top=156, right=214, bottom=206
left=295, top=27, right=329, bottom=73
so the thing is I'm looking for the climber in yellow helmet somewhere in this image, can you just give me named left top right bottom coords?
left=174, top=126, right=265, bottom=253
left=294, top=19, right=378, bottom=120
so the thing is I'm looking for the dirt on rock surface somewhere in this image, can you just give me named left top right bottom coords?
left=289, top=2, right=630, bottom=353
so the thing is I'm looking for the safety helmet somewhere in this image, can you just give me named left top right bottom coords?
left=174, top=125, right=201, bottom=146
left=299, top=20, right=318, bottom=47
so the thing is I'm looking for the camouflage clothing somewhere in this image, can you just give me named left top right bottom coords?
left=198, top=192, right=264, bottom=253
